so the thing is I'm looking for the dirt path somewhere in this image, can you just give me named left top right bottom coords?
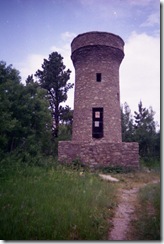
left=108, top=187, right=139, bottom=240
left=107, top=177, right=160, bottom=241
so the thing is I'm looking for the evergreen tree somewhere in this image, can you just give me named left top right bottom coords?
left=26, top=74, right=34, bottom=85
left=35, top=52, right=73, bottom=138
left=121, top=100, right=160, bottom=161
left=60, top=105, right=73, bottom=126
left=134, top=101, right=158, bottom=159
left=121, top=102, right=134, bottom=142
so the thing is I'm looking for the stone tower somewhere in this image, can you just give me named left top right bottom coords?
left=58, top=31, right=139, bottom=170
left=71, top=32, right=124, bottom=143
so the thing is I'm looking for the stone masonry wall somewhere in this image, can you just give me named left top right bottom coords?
left=72, top=46, right=123, bottom=143
left=71, top=31, right=124, bottom=54
left=58, top=141, right=139, bottom=170
left=71, top=32, right=124, bottom=143
left=58, top=32, right=139, bottom=170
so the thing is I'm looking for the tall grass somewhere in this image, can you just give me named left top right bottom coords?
left=0, top=159, right=116, bottom=240
left=130, top=182, right=160, bottom=240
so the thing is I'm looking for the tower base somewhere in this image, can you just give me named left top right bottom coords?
left=58, top=141, right=139, bottom=170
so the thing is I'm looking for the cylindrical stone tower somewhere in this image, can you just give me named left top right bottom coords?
left=71, top=31, right=124, bottom=143
left=58, top=31, right=139, bottom=171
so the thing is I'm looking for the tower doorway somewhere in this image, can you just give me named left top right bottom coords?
left=92, top=107, right=103, bottom=138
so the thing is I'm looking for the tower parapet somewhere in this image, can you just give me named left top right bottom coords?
left=71, top=31, right=124, bottom=54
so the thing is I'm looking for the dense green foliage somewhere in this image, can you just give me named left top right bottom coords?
left=0, top=61, right=52, bottom=159
left=121, top=101, right=160, bottom=162
left=0, top=160, right=116, bottom=240
left=35, top=52, right=73, bottom=137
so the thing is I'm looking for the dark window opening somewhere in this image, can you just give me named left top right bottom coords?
left=92, top=107, right=103, bottom=138
left=96, top=73, right=101, bottom=82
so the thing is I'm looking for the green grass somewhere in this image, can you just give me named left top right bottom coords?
left=0, top=160, right=116, bottom=240
left=140, top=158, right=160, bottom=171
left=130, top=182, right=160, bottom=240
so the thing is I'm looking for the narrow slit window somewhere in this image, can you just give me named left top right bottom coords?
left=96, top=73, right=101, bottom=82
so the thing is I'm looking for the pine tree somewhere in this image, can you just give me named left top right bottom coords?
left=35, top=52, right=73, bottom=138
left=121, top=102, right=134, bottom=142
left=134, top=101, right=157, bottom=159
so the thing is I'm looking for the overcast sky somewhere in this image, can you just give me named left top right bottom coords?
left=0, top=0, right=160, bottom=126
